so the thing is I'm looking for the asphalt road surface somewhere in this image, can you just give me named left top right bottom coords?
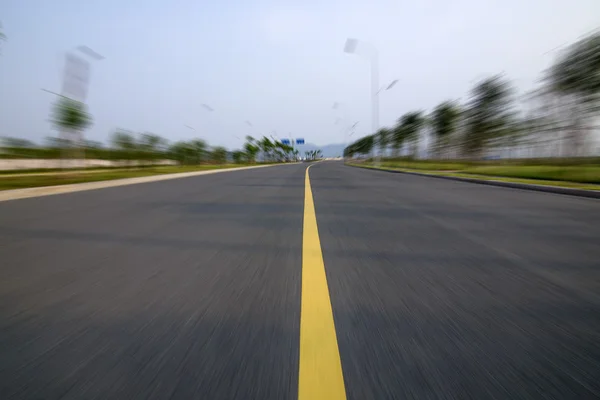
left=1, top=161, right=599, bottom=399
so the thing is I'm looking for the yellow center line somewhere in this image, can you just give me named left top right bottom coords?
left=298, top=165, right=347, bottom=400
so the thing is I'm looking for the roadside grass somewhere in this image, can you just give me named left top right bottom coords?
left=354, top=158, right=600, bottom=184
left=461, top=165, right=600, bottom=184
left=378, top=160, right=469, bottom=171
left=0, top=164, right=256, bottom=191
left=0, top=164, right=178, bottom=176
left=349, top=162, right=600, bottom=191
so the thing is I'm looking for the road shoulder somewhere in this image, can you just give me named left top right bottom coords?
left=0, top=164, right=276, bottom=202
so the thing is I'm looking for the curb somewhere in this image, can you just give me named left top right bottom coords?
left=0, top=164, right=278, bottom=203
left=347, top=164, right=600, bottom=200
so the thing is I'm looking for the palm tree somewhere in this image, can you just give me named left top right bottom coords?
left=346, top=135, right=374, bottom=158
left=275, top=141, right=294, bottom=161
left=304, top=150, right=320, bottom=161
left=259, top=136, right=274, bottom=161
left=244, top=141, right=259, bottom=163
left=284, top=144, right=294, bottom=160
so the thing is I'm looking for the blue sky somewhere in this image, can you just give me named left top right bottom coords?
left=1, top=0, right=599, bottom=149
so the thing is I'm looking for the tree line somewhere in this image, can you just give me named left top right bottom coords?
left=345, top=31, right=600, bottom=160
left=2, top=85, right=322, bottom=164
left=0, top=131, right=312, bottom=164
left=305, top=150, right=323, bottom=161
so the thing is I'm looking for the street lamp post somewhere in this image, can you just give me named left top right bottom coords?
left=344, top=39, right=398, bottom=164
left=344, top=38, right=379, bottom=138
left=332, top=102, right=357, bottom=159
left=341, top=121, right=359, bottom=156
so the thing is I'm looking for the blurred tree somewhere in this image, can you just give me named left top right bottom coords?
left=110, top=129, right=138, bottom=166
left=45, top=136, right=70, bottom=148
left=169, top=141, right=192, bottom=164
left=244, top=138, right=259, bottom=163
left=392, top=121, right=407, bottom=157
left=189, top=139, right=207, bottom=164
left=52, top=98, right=92, bottom=132
left=362, top=135, right=375, bottom=156
left=345, top=135, right=374, bottom=158
left=259, top=136, right=274, bottom=161
left=398, top=111, right=424, bottom=158
left=548, top=32, right=600, bottom=103
left=306, top=150, right=322, bottom=161
left=48, top=98, right=92, bottom=166
left=84, top=140, right=104, bottom=149
left=210, top=146, right=227, bottom=164
left=111, top=129, right=136, bottom=151
left=431, top=101, right=460, bottom=158
left=1, top=137, right=35, bottom=148
left=232, top=150, right=245, bottom=164
left=139, top=133, right=167, bottom=153
left=343, top=146, right=351, bottom=158
left=546, top=32, right=600, bottom=156
left=376, top=128, right=391, bottom=157
left=463, top=75, right=514, bottom=158
left=0, top=22, right=6, bottom=55
left=275, top=141, right=294, bottom=161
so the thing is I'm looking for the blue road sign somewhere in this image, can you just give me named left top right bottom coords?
left=296, top=138, right=305, bottom=145
left=281, top=139, right=291, bottom=145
